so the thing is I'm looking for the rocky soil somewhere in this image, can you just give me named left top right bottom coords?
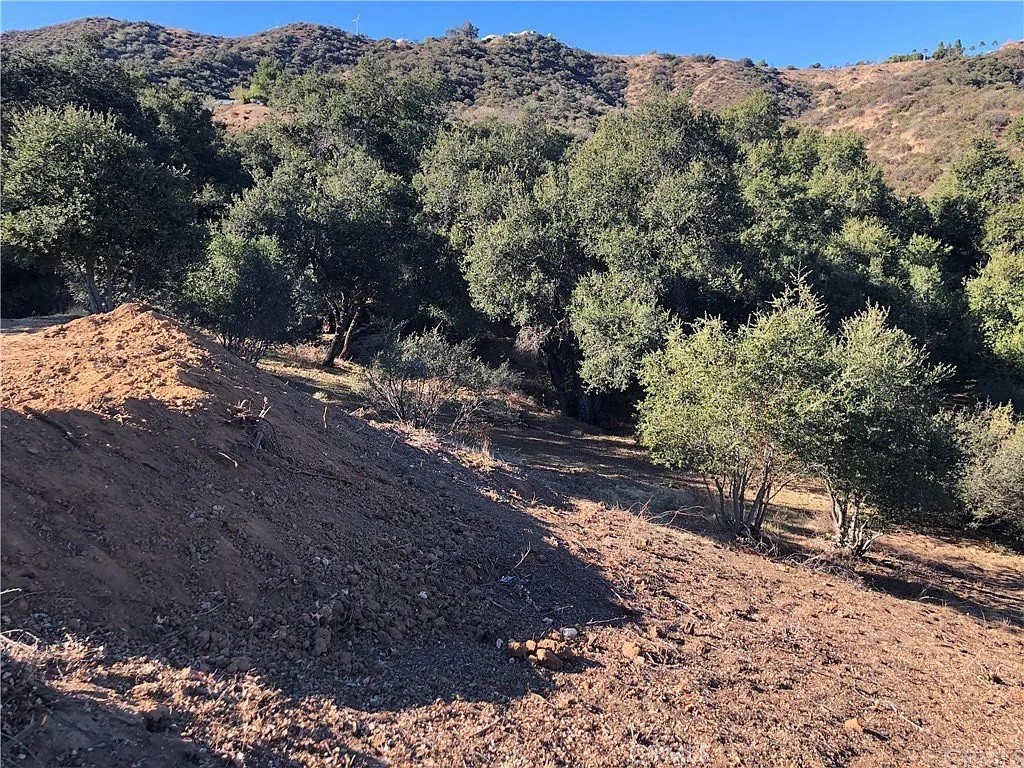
left=2, top=306, right=1022, bottom=767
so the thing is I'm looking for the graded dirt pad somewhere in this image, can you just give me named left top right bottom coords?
left=2, top=305, right=1023, bottom=767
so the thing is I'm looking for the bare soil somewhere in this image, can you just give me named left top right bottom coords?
left=213, top=103, right=273, bottom=132
left=2, top=306, right=1022, bottom=767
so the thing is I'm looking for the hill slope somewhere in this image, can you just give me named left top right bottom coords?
left=0, top=305, right=616, bottom=669
left=2, top=306, right=1024, bottom=766
left=3, top=18, right=1023, bottom=192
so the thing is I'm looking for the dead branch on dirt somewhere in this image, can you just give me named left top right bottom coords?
left=217, top=451, right=239, bottom=467
left=285, top=464, right=352, bottom=485
left=508, top=544, right=532, bottom=574
left=780, top=551, right=863, bottom=584
left=223, top=397, right=277, bottom=454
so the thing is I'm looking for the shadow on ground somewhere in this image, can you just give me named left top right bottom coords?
left=489, top=413, right=1024, bottom=632
left=0, top=372, right=624, bottom=707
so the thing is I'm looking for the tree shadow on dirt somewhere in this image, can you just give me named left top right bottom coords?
left=487, top=416, right=1024, bottom=633
left=853, top=569, right=1023, bottom=628
left=485, top=419, right=740, bottom=547
left=763, top=507, right=1024, bottom=630
left=850, top=550, right=1024, bottom=629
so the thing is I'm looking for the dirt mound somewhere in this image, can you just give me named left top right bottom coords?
left=1, top=305, right=617, bottom=676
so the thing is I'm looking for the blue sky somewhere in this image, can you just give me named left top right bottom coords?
left=1, top=2, right=1021, bottom=67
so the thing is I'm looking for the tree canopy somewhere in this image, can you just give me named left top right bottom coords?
left=1, top=106, right=197, bottom=312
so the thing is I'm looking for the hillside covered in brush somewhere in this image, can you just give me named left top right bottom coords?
left=3, top=17, right=1023, bottom=192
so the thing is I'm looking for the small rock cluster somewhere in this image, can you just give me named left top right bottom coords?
left=505, top=627, right=580, bottom=671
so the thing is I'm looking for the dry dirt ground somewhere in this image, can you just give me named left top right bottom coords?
left=2, top=307, right=1022, bottom=768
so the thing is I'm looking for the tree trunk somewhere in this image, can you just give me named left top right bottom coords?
left=746, top=447, right=775, bottom=536
left=321, top=303, right=360, bottom=368
left=322, top=332, right=345, bottom=368
left=540, top=339, right=602, bottom=423
left=103, top=269, right=115, bottom=313
left=321, top=299, right=344, bottom=368
left=542, top=344, right=572, bottom=415
left=84, top=265, right=103, bottom=314
left=713, top=478, right=727, bottom=527
left=830, top=492, right=851, bottom=548
left=577, top=392, right=602, bottom=424
left=338, top=308, right=360, bottom=361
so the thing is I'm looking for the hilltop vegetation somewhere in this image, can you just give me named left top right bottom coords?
left=3, top=18, right=1023, bottom=191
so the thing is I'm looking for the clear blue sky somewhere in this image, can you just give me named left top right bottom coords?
left=1, top=2, right=1021, bottom=67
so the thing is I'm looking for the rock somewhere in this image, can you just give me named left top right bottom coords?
left=647, top=624, right=667, bottom=639
left=225, top=656, right=252, bottom=673
left=561, top=627, right=579, bottom=640
left=621, top=641, right=643, bottom=660
left=143, top=706, right=172, bottom=733
left=843, top=717, right=864, bottom=735
left=525, top=640, right=537, bottom=654
left=181, top=666, right=204, bottom=681
left=553, top=642, right=574, bottom=660
left=535, top=648, right=563, bottom=670
left=507, top=641, right=531, bottom=660
left=313, top=627, right=331, bottom=656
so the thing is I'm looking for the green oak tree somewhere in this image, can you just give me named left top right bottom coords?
left=1, top=106, right=197, bottom=313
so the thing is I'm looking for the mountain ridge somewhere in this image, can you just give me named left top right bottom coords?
left=4, top=17, right=1023, bottom=192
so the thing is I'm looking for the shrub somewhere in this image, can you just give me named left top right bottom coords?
left=887, top=52, right=925, bottom=63
left=638, top=285, right=831, bottom=538
left=966, top=248, right=1024, bottom=371
left=806, top=305, right=954, bottom=555
left=639, top=284, right=954, bottom=553
left=365, top=329, right=518, bottom=434
left=956, top=404, right=1024, bottom=543
left=184, top=232, right=293, bottom=363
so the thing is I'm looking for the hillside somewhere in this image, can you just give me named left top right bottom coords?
left=3, top=306, right=1024, bottom=766
left=3, top=17, right=1023, bottom=192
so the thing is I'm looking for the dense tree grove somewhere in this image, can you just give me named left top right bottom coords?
left=2, top=48, right=1022, bottom=550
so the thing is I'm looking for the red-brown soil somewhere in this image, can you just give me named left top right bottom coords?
left=2, top=306, right=1022, bottom=767
left=213, top=102, right=273, bottom=132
